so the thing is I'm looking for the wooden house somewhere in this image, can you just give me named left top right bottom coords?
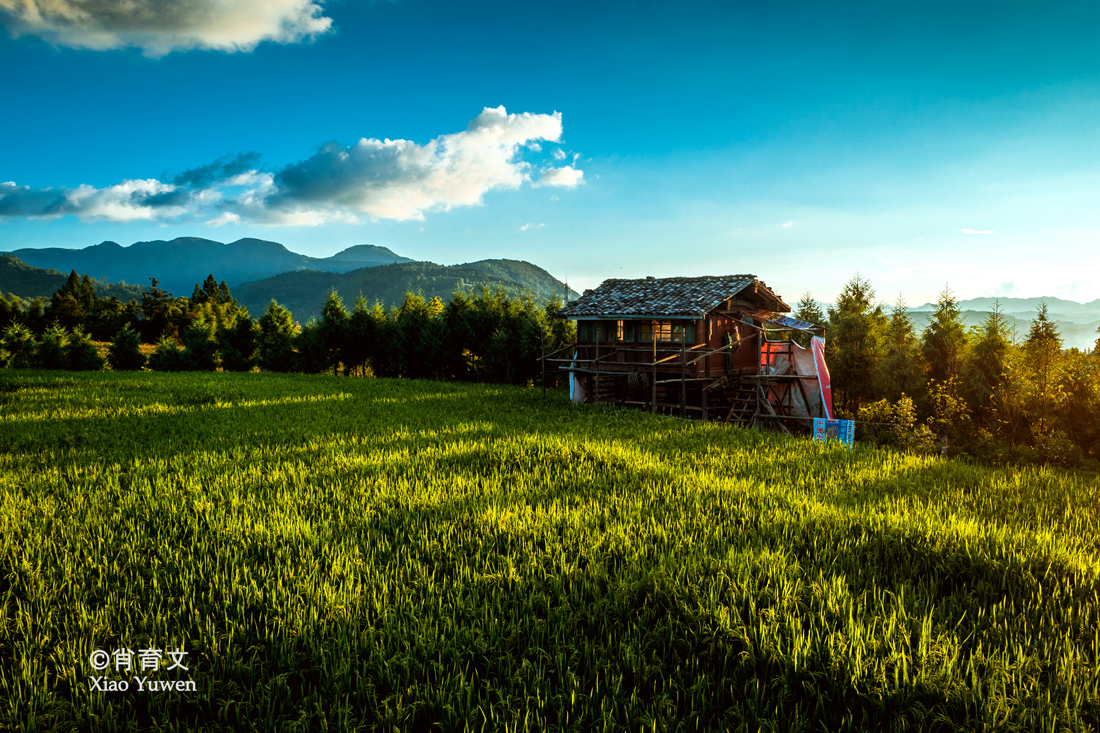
left=551, top=274, right=832, bottom=430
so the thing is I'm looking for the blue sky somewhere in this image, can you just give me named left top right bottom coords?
left=1, top=0, right=1098, bottom=307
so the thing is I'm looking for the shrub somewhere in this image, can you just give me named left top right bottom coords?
left=37, top=324, right=70, bottom=370
left=66, top=327, right=104, bottom=371
left=0, top=323, right=36, bottom=368
left=108, top=324, right=146, bottom=371
left=148, top=336, right=186, bottom=372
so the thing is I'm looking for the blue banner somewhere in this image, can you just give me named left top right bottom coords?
left=813, top=418, right=854, bottom=448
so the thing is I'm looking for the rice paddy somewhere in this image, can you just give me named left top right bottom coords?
left=1, top=371, right=1098, bottom=731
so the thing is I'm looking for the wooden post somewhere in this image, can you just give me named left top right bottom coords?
left=651, top=327, right=657, bottom=413
left=595, top=330, right=600, bottom=403
left=541, top=332, right=546, bottom=396
left=680, top=339, right=686, bottom=418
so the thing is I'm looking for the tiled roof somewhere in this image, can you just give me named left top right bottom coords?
left=557, top=275, right=762, bottom=318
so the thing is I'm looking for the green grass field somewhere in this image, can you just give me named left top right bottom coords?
left=1, top=371, right=1098, bottom=731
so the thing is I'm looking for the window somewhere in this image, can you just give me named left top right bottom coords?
left=620, top=321, right=636, bottom=342
left=637, top=320, right=695, bottom=343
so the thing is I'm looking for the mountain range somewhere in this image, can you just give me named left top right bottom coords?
left=7, top=237, right=413, bottom=296
left=910, top=297, right=1100, bottom=351
left=2, top=237, right=579, bottom=322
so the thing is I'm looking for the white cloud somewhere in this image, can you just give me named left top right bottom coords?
left=552, top=148, right=566, bottom=161
left=960, top=228, right=995, bottom=234
left=536, top=165, right=584, bottom=188
left=0, top=178, right=186, bottom=221
left=781, top=220, right=794, bottom=228
left=0, top=0, right=332, bottom=56
left=0, top=107, right=579, bottom=226
left=206, top=212, right=240, bottom=226
left=520, top=222, right=545, bottom=231
left=257, top=106, right=569, bottom=221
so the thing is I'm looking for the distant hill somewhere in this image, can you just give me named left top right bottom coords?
left=235, top=259, right=579, bottom=322
left=911, top=297, right=1100, bottom=351
left=0, top=254, right=146, bottom=302
left=6, top=237, right=411, bottom=297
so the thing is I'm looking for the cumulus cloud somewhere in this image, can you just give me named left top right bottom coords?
left=172, top=152, right=261, bottom=188
left=0, top=107, right=581, bottom=226
left=258, top=106, right=567, bottom=222
left=781, top=220, right=794, bottom=228
left=520, top=222, right=545, bottom=231
left=0, top=0, right=332, bottom=56
left=0, top=178, right=187, bottom=221
left=960, top=228, right=994, bottom=234
left=535, top=165, right=584, bottom=188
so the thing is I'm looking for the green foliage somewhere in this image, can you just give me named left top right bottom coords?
left=234, top=259, right=575, bottom=323
left=1024, top=302, right=1064, bottom=438
left=2, top=373, right=1100, bottom=730
left=879, top=297, right=924, bottom=404
left=218, top=313, right=260, bottom=372
left=318, top=289, right=350, bottom=375
left=963, top=301, right=1011, bottom=426
left=258, top=300, right=298, bottom=373
left=826, top=274, right=886, bottom=414
left=928, top=376, right=971, bottom=457
left=147, top=335, right=186, bottom=372
left=108, top=324, right=146, bottom=371
left=292, top=319, right=329, bottom=374
left=65, top=327, right=105, bottom=371
left=0, top=323, right=37, bottom=368
left=37, top=323, right=70, bottom=369
left=793, top=291, right=826, bottom=327
left=921, top=285, right=970, bottom=384
left=180, top=320, right=219, bottom=371
left=859, top=394, right=936, bottom=454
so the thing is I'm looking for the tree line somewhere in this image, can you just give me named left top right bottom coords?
left=0, top=270, right=575, bottom=387
left=795, top=274, right=1100, bottom=467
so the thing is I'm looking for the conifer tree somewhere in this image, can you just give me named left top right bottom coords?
left=1024, top=301, right=1063, bottom=437
left=826, top=274, right=886, bottom=415
left=108, top=324, right=146, bottom=371
left=319, top=290, right=350, bottom=376
left=66, top=326, right=104, bottom=371
left=0, top=323, right=37, bottom=368
left=37, top=324, right=70, bottom=369
left=181, top=320, right=219, bottom=371
left=344, top=295, right=373, bottom=376
left=258, top=300, right=298, bottom=372
left=920, top=285, right=969, bottom=385
left=963, top=301, right=1010, bottom=427
left=879, top=297, right=924, bottom=404
left=219, top=314, right=260, bottom=372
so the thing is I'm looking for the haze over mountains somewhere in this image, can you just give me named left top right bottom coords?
left=910, top=297, right=1100, bottom=351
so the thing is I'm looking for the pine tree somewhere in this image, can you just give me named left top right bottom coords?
left=37, top=324, right=70, bottom=369
left=181, top=320, right=218, bottom=371
left=319, top=290, right=350, bottom=376
left=963, top=300, right=1010, bottom=427
left=793, top=292, right=826, bottom=328
left=344, top=295, right=373, bottom=376
left=108, top=324, right=147, bottom=371
left=219, top=314, right=260, bottom=372
left=826, top=274, right=886, bottom=415
left=879, top=297, right=924, bottom=404
left=258, top=300, right=298, bottom=373
left=920, top=286, right=969, bottom=385
left=148, top=336, right=186, bottom=371
left=66, top=326, right=105, bottom=371
left=1024, top=301, right=1063, bottom=437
